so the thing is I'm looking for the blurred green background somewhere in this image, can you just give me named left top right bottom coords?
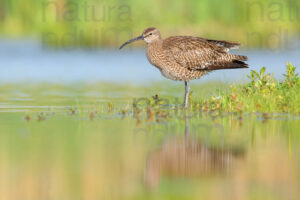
left=1, top=1, right=300, bottom=200
left=1, top=0, right=300, bottom=48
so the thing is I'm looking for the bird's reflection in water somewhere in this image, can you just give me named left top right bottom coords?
left=144, top=114, right=245, bottom=188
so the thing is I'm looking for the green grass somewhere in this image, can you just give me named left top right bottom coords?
left=192, top=63, right=300, bottom=114
left=1, top=0, right=300, bottom=47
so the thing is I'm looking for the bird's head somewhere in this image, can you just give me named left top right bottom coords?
left=120, top=27, right=161, bottom=49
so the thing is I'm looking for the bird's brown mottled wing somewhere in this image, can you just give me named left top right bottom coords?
left=204, top=38, right=241, bottom=49
left=163, top=36, right=247, bottom=70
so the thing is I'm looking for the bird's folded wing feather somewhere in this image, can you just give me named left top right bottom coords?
left=163, top=36, right=236, bottom=70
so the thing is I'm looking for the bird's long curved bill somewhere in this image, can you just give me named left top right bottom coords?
left=119, top=35, right=143, bottom=49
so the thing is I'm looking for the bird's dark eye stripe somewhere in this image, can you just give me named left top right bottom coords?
left=149, top=33, right=153, bottom=35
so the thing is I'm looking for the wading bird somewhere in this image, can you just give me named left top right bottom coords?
left=120, top=27, right=248, bottom=108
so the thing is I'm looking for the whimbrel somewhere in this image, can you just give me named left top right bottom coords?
left=120, top=27, right=248, bottom=107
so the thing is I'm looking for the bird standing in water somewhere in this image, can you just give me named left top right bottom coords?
left=120, top=27, right=248, bottom=108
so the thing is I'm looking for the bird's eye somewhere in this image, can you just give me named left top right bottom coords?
left=149, top=33, right=153, bottom=35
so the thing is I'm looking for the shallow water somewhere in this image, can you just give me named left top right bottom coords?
left=0, top=39, right=300, bottom=84
left=0, top=40, right=300, bottom=199
left=0, top=86, right=299, bottom=200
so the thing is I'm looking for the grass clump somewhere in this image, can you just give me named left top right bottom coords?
left=199, top=63, right=300, bottom=114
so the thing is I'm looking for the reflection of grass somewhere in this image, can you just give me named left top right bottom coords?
left=1, top=0, right=299, bottom=47
left=1, top=110, right=299, bottom=199
left=0, top=65, right=299, bottom=199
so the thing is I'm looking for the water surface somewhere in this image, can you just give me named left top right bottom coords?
left=0, top=40, right=300, bottom=199
left=0, top=86, right=299, bottom=200
left=1, top=39, right=299, bottom=84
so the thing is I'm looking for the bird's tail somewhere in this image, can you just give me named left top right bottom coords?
left=222, top=54, right=248, bottom=69
left=232, top=54, right=248, bottom=61
left=209, top=57, right=248, bottom=70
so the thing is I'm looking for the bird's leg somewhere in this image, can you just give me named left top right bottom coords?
left=184, top=81, right=190, bottom=108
